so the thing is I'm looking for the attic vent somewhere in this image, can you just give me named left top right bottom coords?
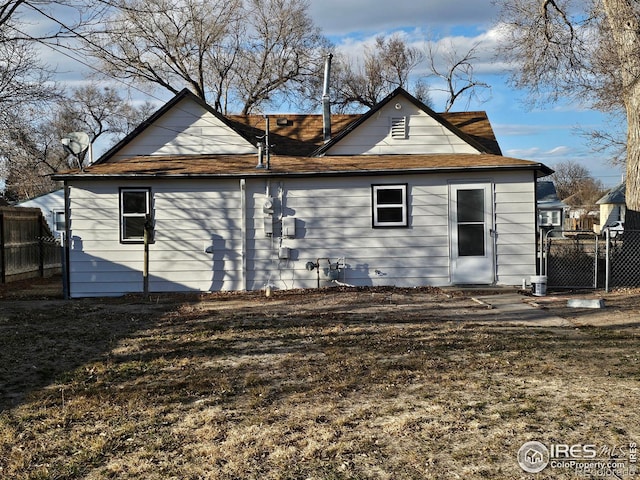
left=390, top=116, right=407, bottom=139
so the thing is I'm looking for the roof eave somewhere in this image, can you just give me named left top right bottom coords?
left=53, top=163, right=552, bottom=181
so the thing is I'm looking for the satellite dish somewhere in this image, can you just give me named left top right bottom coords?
left=61, top=132, right=92, bottom=171
left=61, top=132, right=90, bottom=156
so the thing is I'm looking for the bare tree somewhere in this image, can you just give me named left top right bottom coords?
left=0, top=33, right=65, bottom=200
left=0, top=111, right=67, bottom=201
left=426, top=40, right=491, bottom=112
left=495, top=0, right=640, bottom=224
left=234, top=0, right=329, bottom=114
left=53, top=84, right=155, bottom=156
left=0, top=35, right=62, bottom=124
left=332, top=33, right=425, bottom=112
left=80, top=0, right=328, bottom=114
left=332, top=34, right=490, bottom=113
left=1, top=85, right=154, bottom=200
left=79, top=0, right=243, bottom=107
left=550, top=160, right=605, bottom=204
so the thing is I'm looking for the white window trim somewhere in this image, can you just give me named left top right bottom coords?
left=372, top=184, right=408, bottom=228
left=120, top=188, right=151, bottom=243
left=52, top=209, right=66, bottom=232
left=539, top=209, right=561, bottom=227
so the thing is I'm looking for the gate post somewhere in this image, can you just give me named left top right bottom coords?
left=0, top=210, right=4, bottom=283
left=605, top=229, right=610, bottom=292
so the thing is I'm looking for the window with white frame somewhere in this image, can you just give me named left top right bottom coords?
left=53, top=210, right=66, bottom=232
left=372, top=184, right=408, bottom=227
left=539, top=209, right=562, bottom=227
left=120, top=188, right=152, bottom=243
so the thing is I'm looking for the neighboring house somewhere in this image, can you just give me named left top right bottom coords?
left=536, top=181, right=567, bottom=229
left=53, top=87, right=552, bottom=298
left=597, top=182, right=626, bottom=230
left=16, top=189, right=66, bottom=239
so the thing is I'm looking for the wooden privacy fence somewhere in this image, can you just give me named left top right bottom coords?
left=0, top=207, right=61, bottom=283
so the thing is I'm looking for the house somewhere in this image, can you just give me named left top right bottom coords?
left=53, top=87, right=552, bottom=298
left=536, top=181, right=567, bottom=229
left=597, top=182, right=626, bottom=231
left=16, top=189, right=65, bottom=239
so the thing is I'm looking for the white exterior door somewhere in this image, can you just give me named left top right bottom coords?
left=449, top=183, right=495, bottom=284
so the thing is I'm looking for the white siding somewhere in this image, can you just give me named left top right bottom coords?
left=494, top=175, right=537, bottom=284
left=68, top=179, right=244, bottom=297
left=245, top=172, right=535, bottom=291
left=17, top=189, right=65, bottom=235
left=245, top=178, right=451, bottom=290
left=325, top=99, right=480, bottom=156
left=67, top=171, right=538, bottom=297
left=112, top=97, right=256, bottom=160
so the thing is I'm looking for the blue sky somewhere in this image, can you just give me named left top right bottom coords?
left=31, top=0, right=625, bottom=188
left=306, top=0, right=625, bottom=188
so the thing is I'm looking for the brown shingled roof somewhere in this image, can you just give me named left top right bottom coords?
left=226, top=114, right=359, bottom=156
left=227, top=111, right=501, bottom=156
left=55, top=153, right=552, bottom=179
left=441, top=112, right=502, bottom=155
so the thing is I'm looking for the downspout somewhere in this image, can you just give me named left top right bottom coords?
left=492, top=184, right=497, bottom=284
left=143, top=215, right=150, bottom=295
left=63, top=182, right=71, bottom=299
left=322, top=53, right=333, bottom=143
left=240, top=178, right=247, bottom=290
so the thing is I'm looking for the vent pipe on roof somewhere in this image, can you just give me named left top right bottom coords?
left=265, top=115, right=271, bottom=169
left=322, top=53, right=333, bottom=143
left=256, top=115, right=271, bottom=169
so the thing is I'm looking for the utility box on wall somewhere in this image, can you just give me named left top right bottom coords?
left=263, top=197, right=274, bottom=236
left=282, top=216, right=296, bottom=237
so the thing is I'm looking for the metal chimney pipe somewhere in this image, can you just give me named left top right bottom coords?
left=265, top=115, right=271, bottom=170
left=322, top=53, right=333, bottom=143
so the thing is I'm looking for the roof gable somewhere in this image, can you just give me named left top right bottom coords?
left=97, top=89, right=256, bottom=164
left=597, top=182, right=626, bottom=205
left=536, top=181, right=567, bottom=208
left=313, top=87, right=493, bottom=156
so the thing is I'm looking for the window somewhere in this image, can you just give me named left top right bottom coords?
left=120, top=188, right=152, bottom=243
left=390, top=116, right=407, bottom=139
left=456, top=189, right=485, bottom=256
left=539, top=209, right=561, bottom=226
left=53, top=210, right=66, bottom=232
left=372, top=184, right=408, bottom=227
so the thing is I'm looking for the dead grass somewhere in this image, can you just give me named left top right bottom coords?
left=1, top=285, right=639, bottom=479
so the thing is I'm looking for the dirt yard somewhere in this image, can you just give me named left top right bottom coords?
left=1, top=276, right=639, bottom=479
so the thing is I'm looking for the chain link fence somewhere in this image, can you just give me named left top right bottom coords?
left=606, top=229, right=640, bottom=290
left=542, top=228, right=640, bottom=291
left=544, top=230, right=603, bottom=289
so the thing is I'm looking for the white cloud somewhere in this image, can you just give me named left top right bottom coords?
left=308, top=0, right=497, bottom=37
left=546, top=146, right=572, bottom=156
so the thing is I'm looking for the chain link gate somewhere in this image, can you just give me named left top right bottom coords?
left=543, top=230, right=603, bottom=289
left=542, top=229, right=640, bottom=291
left=605, top=229, right=640, bottom=290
